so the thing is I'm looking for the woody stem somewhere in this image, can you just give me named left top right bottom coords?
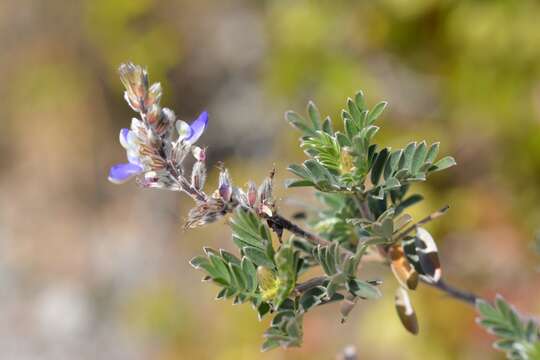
left=273, top=212, right=481, bottom=307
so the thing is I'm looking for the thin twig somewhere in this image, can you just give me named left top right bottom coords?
left=269, top=214, right=331, bottom=247
left=273, top=212, right=482, bottom=307
left=422, top=278, right=478, bottom=305
left=394, top=205, right=450, bottom=241
left=294, top=276, right=326, bottom=294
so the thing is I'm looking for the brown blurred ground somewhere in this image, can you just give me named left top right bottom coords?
left=1, top=0, right=539, bottom=359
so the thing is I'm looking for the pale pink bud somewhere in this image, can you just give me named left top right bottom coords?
left=247, top=181, right=257, bottom=207
left=218, top=169, right=232, bottom=202
left=192, top=146, right=206, bottom=162
left=191, top=161, right=207, bottom=190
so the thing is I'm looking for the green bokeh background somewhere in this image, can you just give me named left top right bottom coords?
left=2, top=0, right=540, bottom=359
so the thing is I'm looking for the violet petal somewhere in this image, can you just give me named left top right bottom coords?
left=108, top=163, right=143, bottom=184
left=119, top=128, right=130, bottom=149
left=185, top=111, right=208, bottom=144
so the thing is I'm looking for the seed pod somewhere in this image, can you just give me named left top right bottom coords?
left=414, top=227, right=441, bottom=283
left=389, top=244, right=418, bottom=290
left=340, top=294, right=358, bottom=323
left=395, top=287, right=419, bottom=335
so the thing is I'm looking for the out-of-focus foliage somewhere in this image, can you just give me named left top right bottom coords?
left=2, top=0, right=540, bottom=359
left=476, top=296, right=540, bottom=360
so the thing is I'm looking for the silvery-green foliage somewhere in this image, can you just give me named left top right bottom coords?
left=476, top=296, right=540, bottom=360
left=110, top=64, right=538, bottom=357
left=285, top=92, right=455, bottom=194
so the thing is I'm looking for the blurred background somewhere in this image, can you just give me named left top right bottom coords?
left=1, top=0, right=540, bottom=359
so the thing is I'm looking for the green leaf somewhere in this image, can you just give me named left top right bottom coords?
left=307, top=101, right=321, bottom=130
left=476, top=295, right=539, bottom=359
left=257, top=302, right=271, bottom=320
left=347, top=98, right=363, bottom=127
left=261, top=338, right=280, bottom=352
left=322, top=116, right=333, bottom=134
left=241, top=257, right=257, bottom=292
left=354, top=90, right=365, bottom=111
left=494, top=339, right=516, bottom=351
left=284, top=179, right=316, bottom=188
left=477, top=299, right=499, bottom=320
left=425, top=142, right=440, bottom=164
left=287, top=163, right=313, bottom=181
left=299, top=286, right=325, bottom=312
left=208, top=254, right=230, bottom=282
left=263, top=309, right=304, bottom=351
left=244, top=246, right=275, bottom=269
left=401, top=142, right=417, bottom=171
left=396, top=194, right=423, bottom=212
left=344, top=117, right=358, bottom=139
left=190, top=255, right=209, bottom=269
left=431, top=156, right=457, bottom=172
left=411, top=141, right=427, bottom=174
left=231, top=209, right=274, bottom=262
left=327, top=272, right=346, bottom=299
left=304, top=159, right=326, bottom=180
left=229, top=262, right=246, bottom=289
left=384, top=177, right=401, bottom=191
left=220, top=249, right=241, bottom=265
left=336, top=132, right=352, bottom=147
left=346, top=279, right=381, bottom=300
left=371, top=148, right=389, bottom=185
left=367, top=101, right=387, bottom=125
left=384, top=150, right=402, bottom=180
left=286, top=111, right=315, bottom=135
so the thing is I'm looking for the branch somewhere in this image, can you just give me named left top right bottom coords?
left=294, top=276, right=326, bottom=294
left=394, top=205, right=450, bottom=241
left=268, top=214, right=331, bottom=247
left=422, top=279, right=478, bottom=305
left=273, top=213, right=482, bottom=307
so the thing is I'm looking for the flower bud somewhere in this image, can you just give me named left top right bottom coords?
left=218, top=169, right=232, bottom=202
left=145, top=104, right=162, bottom=126
left=192, top=146, right=206, bottom=162
left=256, top=266, right=280, bottom=302
left=246, top=181, right=257, bottom=207
left=119, top=63, right=149, bottom=111
left=145, top=82, right=162, bottom=109
left=161, top=108, right=176, bottom=127
left=257, top=170, right=274, bottom=205
left=191, top=160, right=207, bottom=190
left=340, top=147, right=354, bottom=174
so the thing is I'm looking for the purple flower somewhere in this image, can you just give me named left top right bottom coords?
left=108, top=128, right=144, bottom=184
left=108, top=163, right=144, bottom=184
left=109, top=111, right=209, bottom=185
left=177, top=111, right=209, bottom=144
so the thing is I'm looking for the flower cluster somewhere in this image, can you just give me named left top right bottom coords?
left=108, top=63, right=208, bottom=194
left=109, top=62, right=275, bottom=228
left=184, top=168, right=276, bottom=228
